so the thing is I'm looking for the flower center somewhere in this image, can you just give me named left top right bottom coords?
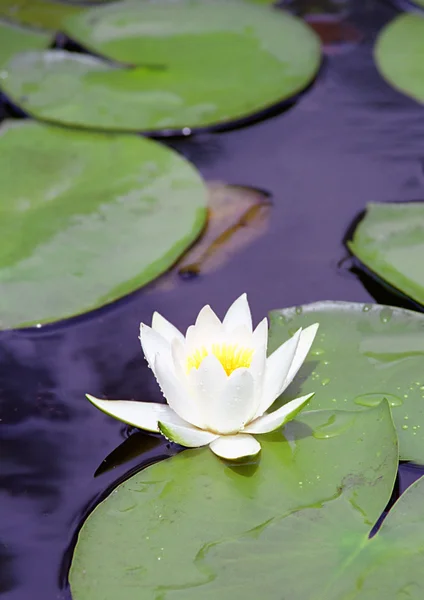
left=186, top=343, right=254, bottom=376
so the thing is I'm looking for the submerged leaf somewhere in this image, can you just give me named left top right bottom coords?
left=70, top=402, right=397, bottom=599
left=0, top=0, right=82, bottom=30
left=0, top=121, right=207, bottom=329
left=268, top=300, right=424, bottom=463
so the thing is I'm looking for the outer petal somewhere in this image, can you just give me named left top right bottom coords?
left=252, top=317, right=268, bottom=352
left=254, top=328, right=302, bottom=418
left=151, top=312, right=184, bottom=345
left=139, top=323, right=170, bottom=374
left=280, top=323, right=319, bottom=394
left=188, top=354, right=228, bottom=429
left=86, top=394, right=186, bottom=432
left=244, top=393, right=314, bottom=434
left=223, top=293, right=252, bottom=333
left=158, top=420, right=219, bottom=447
left=209, top=434, right=261, bottom=460
left=154, top=354, right=203, bottom=428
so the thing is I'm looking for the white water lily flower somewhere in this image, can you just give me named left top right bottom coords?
left=87, top=294, right=318, bottom=461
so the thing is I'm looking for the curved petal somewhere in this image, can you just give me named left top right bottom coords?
left=280, top=323, right=319, bottom=394
left=252, top=317, right=268, bottom=352
left=254, top=328, right=302, bottom=418
left=154, top=355, right=203, bottom=428
left=86, top=394, right=185, bottom=432
left=186, top=305, right=223, bottom=352
left=139, top=324, right=170, bottom=375
left=158, top=420, right=218, bottom=447
left=223, top=293, right=252, bottom=333
left=244, top=393, right=314, bottom=434
left=188, top=354, right=228, bottom=429
left=209, top=434, right=261, bottom=460
left=207, top=366, right=256, bottom=434
left=151, top=312, right=184, bottom=345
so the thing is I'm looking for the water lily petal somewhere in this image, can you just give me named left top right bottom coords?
left=158, top=420, right=218, bottom=447
left=188, top=354, right=228, bottom=428
left=209, top=434, right=261, bottom=460
left=139, top=323, right=170, bottom=374
left=254, top=328, right=302, bottom=418
left=223, top=293, right=252, bottom=333
left=154, top=354, right=202, bottom=427
left=280, top=323, right=319, bottom=394
left=252, top=317, right=268, bottom=352
left=244, top=393, right=314, bottom=434
left=86, top=394, right=185, bottom=432
left=208, top=366, right=256, bottom=434
left=151, top=311, right=184, bottom=345
left=186, top=305, right=223, bottom=351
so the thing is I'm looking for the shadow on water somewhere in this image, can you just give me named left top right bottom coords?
left=3, top=0, right=424, bottom=598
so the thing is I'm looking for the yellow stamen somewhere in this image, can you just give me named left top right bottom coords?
left=186, top=343, right=254, bottom=376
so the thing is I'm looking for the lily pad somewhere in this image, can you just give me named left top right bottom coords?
left=69, top=402, right=397, bottom=600
left=173, top=472, right=424, bottom=600
left=348, top=203, right=424, bottom=308
left=1, top=2, right=321, bottom=133
left=0, top=20, right=52, bottom=66
left=374, top=13, right=424, bottom=103
left=268, top=300, right=424, bottom=463
left=0, top=0, right=82, bottom=31
left=62, top=0, right=292, bottom=67
left=0, top=120, right=207, bottom=329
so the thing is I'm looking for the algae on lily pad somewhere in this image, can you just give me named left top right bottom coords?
left=0, top=20, right=52, bottom=66
left=0, top=0, right=82, bottom=31
left=348, top=202, right=424, bottom=307
left=70, top=402, right=397, bottom=600
left=0, top=121, right=207, bottom=329
left=374, top=13, right=424, bottom=103
left=1, top=1, right=321, bottom=133
left=268, top=300, right=424, bottom=463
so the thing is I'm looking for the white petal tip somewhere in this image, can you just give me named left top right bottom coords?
left=158, top=421, right=218, bottom=448
left=209, top=434, right=261, bottom=461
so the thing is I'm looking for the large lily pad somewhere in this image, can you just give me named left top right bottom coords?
left=1, top=2, right=321, bottom=133
left=0, top=121, right=207, bottom=329
left=173, top=472, right=424, bottom=600
left=69, top=402, right=397, bottom=600
left=374, top=13, right=424, bottom=103
left=268, top=300, right=424, bottom=463
left=0, top=0, right=82, bottom=30
left=0, top=20, right=52, bottom=66
left=348, top=202, right=424, bottom=308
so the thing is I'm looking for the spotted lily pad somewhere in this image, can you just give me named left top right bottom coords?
left=0, top=20, right=52, bottom=66
left=69, top=402, right=397, bottom=600
left=0, top=0, right=82, bottom=30
left=0, top=120, right=207, bottom=329
left=348, top=202, right=424, bottom=307
left=374, top=13, right=424, bottom=103
left=268, top=301, right=424, bottom=463
left=1, top=1, right=321, bottom=133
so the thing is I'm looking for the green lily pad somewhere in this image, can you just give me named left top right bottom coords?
left=69, top=402, right=397, bottom=600
left=1, top=2, right=321, bottom=133
left=348, top=202, right=424, bottom=308
left=374, top=13, right=424, bottom=103
left=0, top=0, right=82, bottom=31
left=174, top=473, right=424, bottom=600
left=0, top=20, right=52, bottom=66
left=0, top=120, right=207, bottom=329
left=268, top=300, right=424, bottom=463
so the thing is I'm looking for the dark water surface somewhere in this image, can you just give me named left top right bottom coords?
left=2, top=1, right=424, bottom=598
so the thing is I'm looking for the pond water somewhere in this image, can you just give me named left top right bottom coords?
left=2, top=0, right=424, bottom=598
